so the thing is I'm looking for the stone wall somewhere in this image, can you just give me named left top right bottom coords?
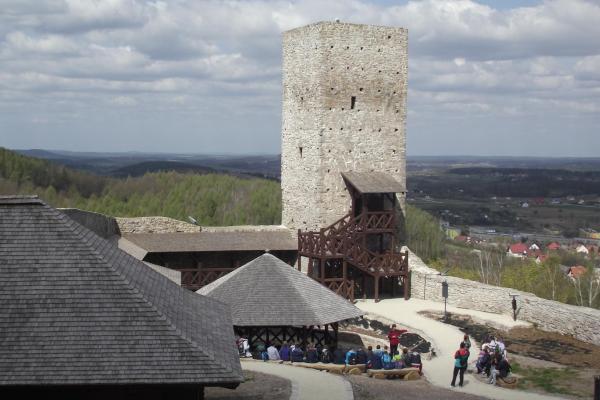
left=281, top=21, right=408, bottom=233
left=407, top=249, right=600, bottom=345
left=60, top=208, right=120, bottom=239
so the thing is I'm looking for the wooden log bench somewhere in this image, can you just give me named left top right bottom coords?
left=496, top=376, right=518, bottom=389
left=292, top=363, right=368, bottom=375
left=367, top=368, right=420, bottom=380
left=292, top=362, right=347, bottom=374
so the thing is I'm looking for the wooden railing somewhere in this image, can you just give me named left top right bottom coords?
left=298, top=211, right=395, bottom=257
left=179, top=268, right=235, bottom=291
left=322, top=278, right=355, bottom=302
left=298, top=209, right=408, bottom=280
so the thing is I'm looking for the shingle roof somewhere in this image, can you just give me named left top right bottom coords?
left=342, top=171, right=405, bottom=194
left=0, top=196, right=242, bottom=387
left=121, top=230, right=297, bottom=254
left=198, top=254, right=363, bottom=326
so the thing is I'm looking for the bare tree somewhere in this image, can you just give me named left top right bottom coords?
left=571, top=267, right=600, bottom=308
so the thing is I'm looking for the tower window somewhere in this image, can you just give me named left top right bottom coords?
left=299, top=147, right=303, bottom=158
left=350, top=96, right=356, bottom=110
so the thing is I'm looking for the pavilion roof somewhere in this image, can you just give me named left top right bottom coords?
left=197, top=253, right=362, bottom=326
left=0, top=196, right=242, bottom=387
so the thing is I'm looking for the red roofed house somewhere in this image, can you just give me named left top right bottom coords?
left=546, top=242, right=561, bottom=251
left=567, top=265, right=587, bottom=280
left=508, top=243, right=529, bottom=258
left=535, top=254, right=549, bottom=264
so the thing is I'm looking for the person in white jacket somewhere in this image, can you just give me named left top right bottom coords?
left=267, top=344, right=281, bottom=361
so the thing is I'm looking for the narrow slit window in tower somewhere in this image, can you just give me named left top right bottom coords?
left=350, top=96, right=356, bottom=109
left=299, top=147, right=303, bottom=158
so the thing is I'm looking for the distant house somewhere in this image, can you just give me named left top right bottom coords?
left=535, top=254, right=549, bottom=264
left=568, top=265, right=587, bottom=280
left=0, top=196, right=243, bottom=399
left=576, top=244, right=590, bottom=255
left=508, top=243, right=529, bottom=258
left=455, top=235, right=470, bottom=243
left=521, top=202, right=529, bottom=208
left=529, top=243, right=540, bottom=251
left=533, top=198, right=545, bottom=206
left=547, top=242, right=561, bottom=251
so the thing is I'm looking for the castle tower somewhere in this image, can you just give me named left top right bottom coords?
left=281, top=22, right=408, bottom=232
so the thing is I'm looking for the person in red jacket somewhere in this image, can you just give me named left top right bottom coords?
left=387, top=324, right=407, bottom=356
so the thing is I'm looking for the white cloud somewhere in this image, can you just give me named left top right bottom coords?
left=0, top=0, right=599, bottom=155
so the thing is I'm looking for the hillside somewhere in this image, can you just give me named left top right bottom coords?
left=0, top=147, right=281, bottom=226
left=110, top=161, right=216, bottom=177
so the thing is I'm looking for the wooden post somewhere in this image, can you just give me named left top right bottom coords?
left=404, top=270, right=411, bottom=300
left=594, top=375, right=599, bottom=400
left=374, top=275, right=380, bottom=302
left=320, top=258, right=325, bottom=284
left=297, top=229, right=302, bottom=271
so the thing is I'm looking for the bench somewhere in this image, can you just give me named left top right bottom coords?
left=497, top=376, right=518, bottom=389
left=293, top=362, right=347, bottom=374
left=367, top=368, right=420, bottom=380
left=292, top=363, right=368, bottom=375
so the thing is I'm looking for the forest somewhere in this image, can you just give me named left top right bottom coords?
left=0, top=147, right=281, bottom=226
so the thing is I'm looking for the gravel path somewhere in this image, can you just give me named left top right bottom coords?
left=357, top=298, right=568, bottom=400
left=241, top=359, right=354, bottom=400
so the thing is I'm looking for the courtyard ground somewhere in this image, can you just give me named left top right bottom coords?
left=205, top=370, right=291, bottom=400
left=356, top=298, right=570, bottom=400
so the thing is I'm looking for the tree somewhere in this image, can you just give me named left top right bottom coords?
left=571, top=266, right=600, bottom=309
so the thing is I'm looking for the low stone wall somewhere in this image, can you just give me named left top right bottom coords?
left=406, top=249, right=600, bottom=345
left=60, top=208, right=120, bottom=239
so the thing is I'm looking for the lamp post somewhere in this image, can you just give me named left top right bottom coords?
left=442, top=280, right=449, bottom=321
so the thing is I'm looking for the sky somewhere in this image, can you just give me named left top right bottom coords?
left=0, top=0, right=599, bottom=157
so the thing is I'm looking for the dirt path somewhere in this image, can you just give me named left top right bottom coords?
left=241, top=359, right=354, bottom=400
left=357, top=298, right=568, bottom=400
left=349, top=374, right=489, bottom=400
left=205, top=370, right=291, bottom=400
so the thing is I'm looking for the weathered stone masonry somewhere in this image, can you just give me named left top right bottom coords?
left=281, top=22, right=408, bottom=233
left=408, top=249, right=600, bottom=345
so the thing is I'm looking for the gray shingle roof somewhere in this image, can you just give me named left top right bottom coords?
left=121, top=230, right=297, bottom=254
left=342, top=171, right=405, bottom=194
left=197, top=254, right=363, bottom=326
left=0, top=196, right=242, bottom=387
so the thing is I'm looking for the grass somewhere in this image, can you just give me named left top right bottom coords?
left=512, top=362, right=585, bottom=397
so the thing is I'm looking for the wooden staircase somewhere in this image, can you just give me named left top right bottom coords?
left=298, top=210, right=409, bottom=301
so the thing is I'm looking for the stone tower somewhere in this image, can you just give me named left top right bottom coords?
left=281, top=21, right=408, bottom=232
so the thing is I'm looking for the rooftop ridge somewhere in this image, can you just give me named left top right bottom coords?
left=0, top=195, right=43, bottom=204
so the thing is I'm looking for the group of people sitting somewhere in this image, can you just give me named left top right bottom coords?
left=475, top=335, right=512, bottom=385
left=452, top=333, right=512, bottom=388
left=237, top=339, right=422, bottom=372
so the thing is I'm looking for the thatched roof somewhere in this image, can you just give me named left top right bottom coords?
left=198, top=253, right=362, bottom=326
left=0, top=196, right=242, bottom=387
left=121, top=229, right=297, bottom=255
left=342, top=171, right=405, bottom=194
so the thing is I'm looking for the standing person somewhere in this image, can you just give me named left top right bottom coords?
left=462, top=334, right=471, bottom=351
left=451, top=342, right=470, bottom=387
left=387, top=324, right=407, bottom=356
